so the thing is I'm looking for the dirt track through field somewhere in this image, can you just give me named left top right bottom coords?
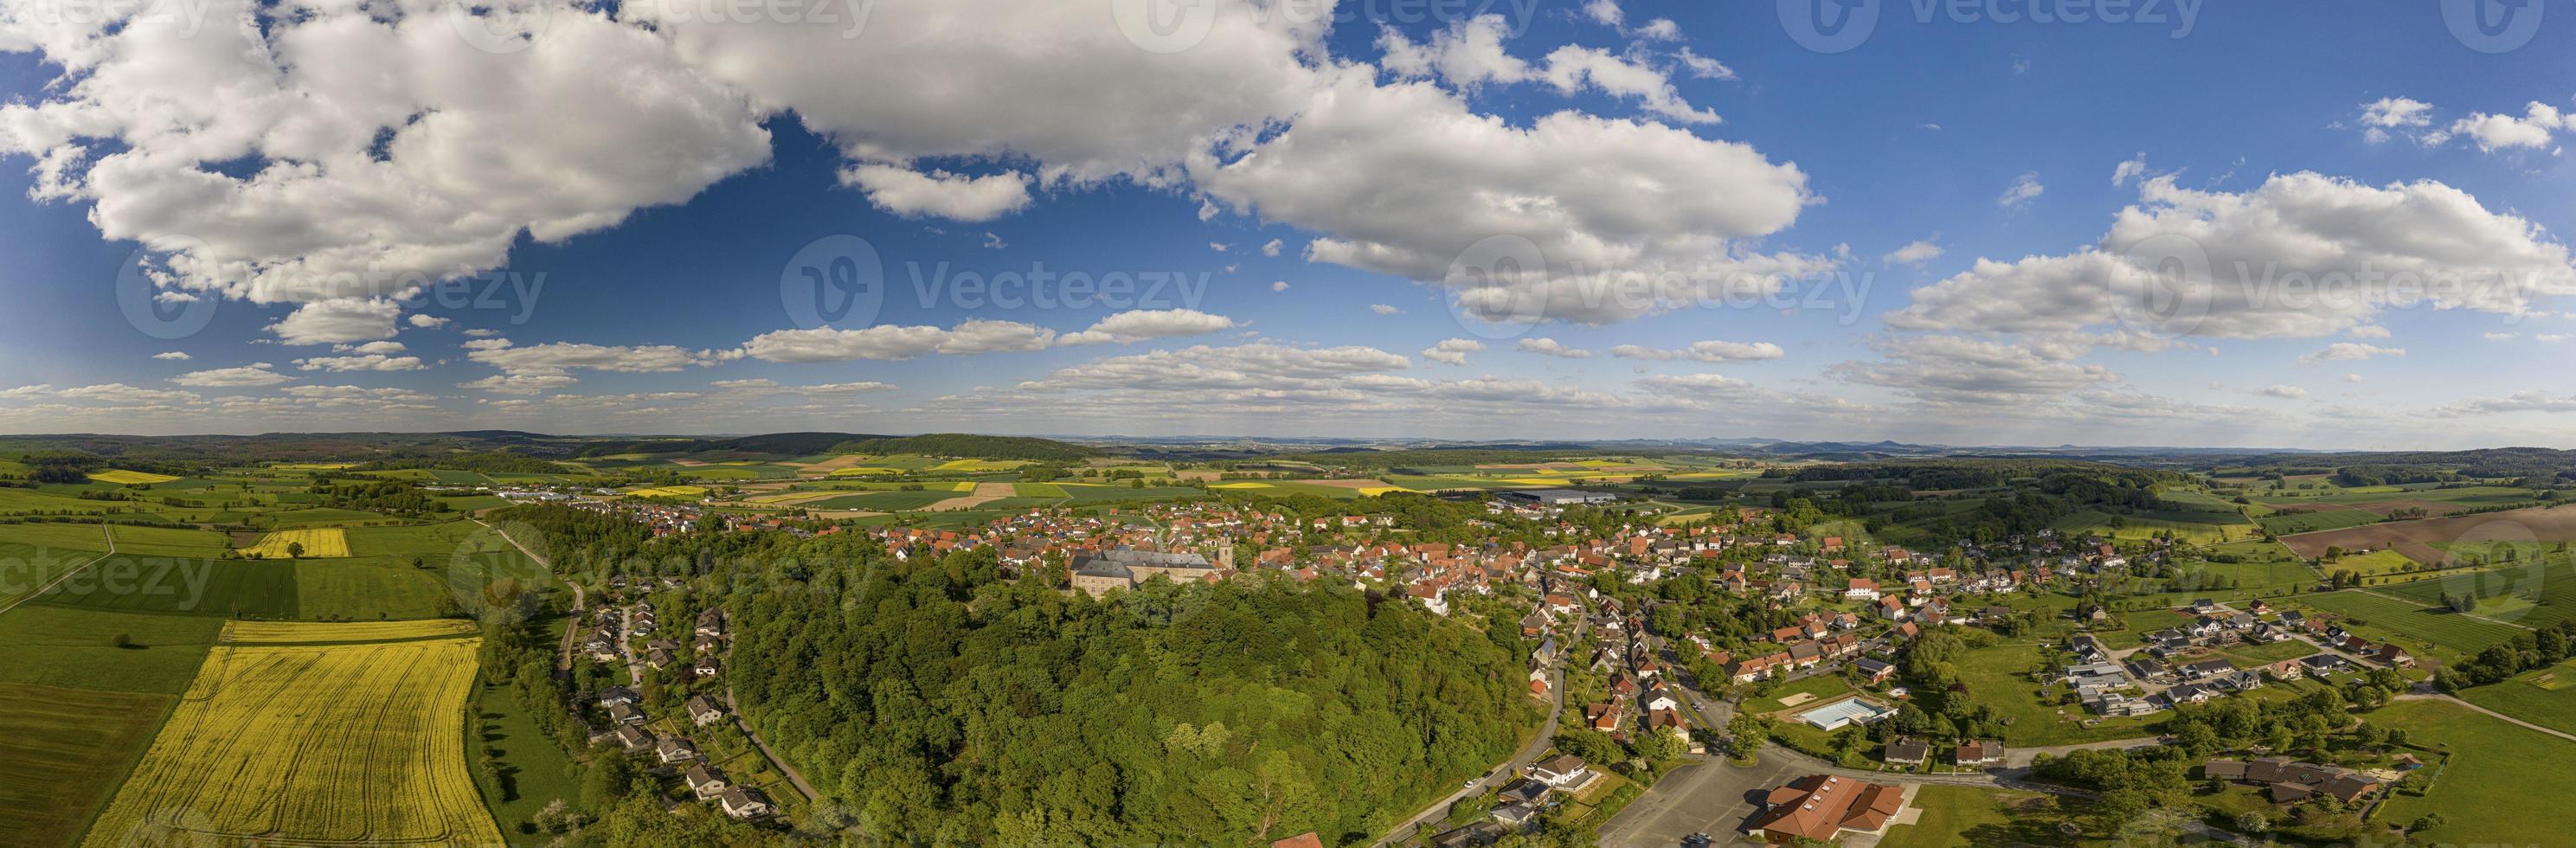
left=924, top=482, right=1018, bottom=511
left=790, top=453, right=873, bottom=475
left=2279, top=504, right=2576, bottom=562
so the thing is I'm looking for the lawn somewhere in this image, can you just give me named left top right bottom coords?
left=84, top=636, right=499, bottom=847
left=0, top=683, right=173, bottom=848
left=2294, top=590, right=2524, bottom=655
left=2457, top=658, right=2576, bottom=737
left=2374, top=697, right=2576, bottom=847
left=1877, top=786, right=2074, bottom=848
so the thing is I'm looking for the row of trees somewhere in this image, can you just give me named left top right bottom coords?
left=2434, top=618, right=2576, bottom=691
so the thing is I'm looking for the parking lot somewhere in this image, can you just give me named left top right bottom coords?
left=1595, top=755, right=1802, bottom=847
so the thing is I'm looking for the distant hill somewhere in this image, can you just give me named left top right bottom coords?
left=350, top=451, right=574, bottom=476
left=575, top=433, right=883, bottom=458
left=826, top=434, right=1100, bottom=461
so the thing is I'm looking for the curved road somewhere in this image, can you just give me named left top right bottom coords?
left=1376, top=619, right=1582, bottom=847
left=721, top=679, right=824, bottom=802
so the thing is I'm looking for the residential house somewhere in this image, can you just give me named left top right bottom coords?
left=656, top=736, right=702, bottom=764
left=687, top=694, right=727, bottom=726
left=717, top=787, right=774, bottom=819
left=684, top=764, right=729, bottom=800
left=1532, top=754, right=1593, bottom=789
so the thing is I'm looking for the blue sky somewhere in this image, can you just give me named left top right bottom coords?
left=2, top=0, right=2574, bottom=447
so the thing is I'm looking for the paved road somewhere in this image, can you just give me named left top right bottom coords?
left=617, top=607, right=644, bottom=687
left=1376, top=619, right=1582, bottom=847
left=722, top=679, right=824, bottom=802
left=0, top=524, right=113, bottom=618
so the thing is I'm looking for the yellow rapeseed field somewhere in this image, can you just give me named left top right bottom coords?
left=238, top=527, right=350, bottom=558
left=81, top=637, right=498, bottom=847
left=86, top=469, right=180, bottom=485
left=221, top=619, right=478, bottom=643
left=624, top=485, right=709, bottom=498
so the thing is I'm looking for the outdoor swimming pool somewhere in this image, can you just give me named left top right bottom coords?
left=1797, top=697, right=1893, bottom=731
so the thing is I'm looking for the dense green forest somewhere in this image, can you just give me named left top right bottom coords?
left=353, top=451, right=573, bottom=475
left=727, top=560, right=1537, bottom=844
left=826, top=433, right=1102, bottom=461
left=491, top=504, right=1540, bottom=845
left=576, top=432, right=878, bottom=457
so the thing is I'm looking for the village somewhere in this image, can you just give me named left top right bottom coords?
left=524, top=488, right=2452, bottom=846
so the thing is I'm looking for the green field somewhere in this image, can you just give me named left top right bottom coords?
left=0, top=683, right=174, bottom=848
left=2382, top=556, right=2576, bottom=630
left=0, top=543, right=102, bottom=611
left=2258, top=508, right=2383, bottom=535
left=806, top=490, right=967, bottom=511
left=2294, top=590, right=2526, bottom=654
left=2375, top=698, right=2576, bottom=847
left=2458, top=658, right=2576, bottom=737
left=2322, top=549, right=2419, bottom=576
left=28, top=551, right=484, bottom=621
left=0, top=605, right=222, bottom=695
left=2047, top=508, right=2254, bottom=544
left=472, top=678, right=586, bottom=841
